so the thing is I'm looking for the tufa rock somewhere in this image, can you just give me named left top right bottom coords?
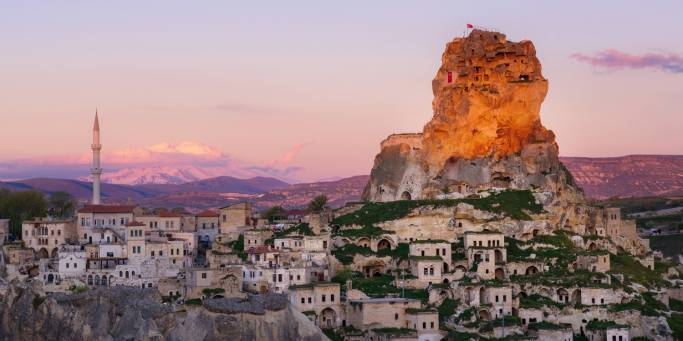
left=363, top=30, right=583, bottom=205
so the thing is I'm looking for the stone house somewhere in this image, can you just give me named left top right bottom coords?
left=0, top=218, right=9, bottom=245
left=345, top=297, right=422, bottom=330
left=22, top=218, right=77, bottom=258
left=244, top=229, right=273, bottom=249
left=195, top=210, right=219, bottom=243
left=57, top=248, right=86, bottom=278
left=405, top=309, right=441, bottom=341
left=409, top=240, right=451, bottom=273
left=289, top=282, right=342, bottom=328
left=409, top=256, right=443, bottom=287
left=241, top=264, right=309, bottom=294
left=219, top=202, right=253, bottom=233
left=3, top=244, right=34, bottom=265
left=77, top=204, right=138, bottom=245
left=575, top=253, right=610, bottom=273
left=185, top=266, right=243, bottom=299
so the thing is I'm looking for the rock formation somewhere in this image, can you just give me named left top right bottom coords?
left=0, top=284, right=327, bottom=341
left=363, top=30, right=583, bottom=205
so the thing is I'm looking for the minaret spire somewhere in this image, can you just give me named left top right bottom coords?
left=91, top=110, right=102, bottom=204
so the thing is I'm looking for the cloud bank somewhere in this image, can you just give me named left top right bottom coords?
left=0, top=141, right=306, bottom=183
left=572, top=49, right=683, bottom=73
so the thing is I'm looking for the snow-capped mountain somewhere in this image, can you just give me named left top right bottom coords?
left=79, top=166, right=218, bottom=185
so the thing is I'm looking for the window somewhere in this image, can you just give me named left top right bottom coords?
left=201, top=273, right=207, bottom=279
left=301, top=298, right=305, bottom=304
left=331, top=294, right=335, bottom=302
left=424, top=268, right=428, bottom=275
left=308, top=297, right=312, bottom=303
left=278, top=274, right=282, bottom=282
left=495, top=295, right=499, bottom=302
left=422, top=322, right=426, bottom=329
left=74, top=263, right=77, bottom=268
left=503, top=295, right=506, bottom=302
left=66, top=263, right=69, bottom=268
left=394, top=313, right=398, bottom=320
left=430, top=322, right=434, bottom=329
left=322, top=295, right=326, bottom=302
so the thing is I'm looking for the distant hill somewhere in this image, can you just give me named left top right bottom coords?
left=559, top=155, right=683, bottom=199
left=0, top=176, right=289, bottom=206
left=2, top=155, right=681, bottom=209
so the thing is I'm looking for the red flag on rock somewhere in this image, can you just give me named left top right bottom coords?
left=467, top=23, right=474, bottom=28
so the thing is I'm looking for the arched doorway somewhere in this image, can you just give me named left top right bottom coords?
left=101, top=276, right=107, bottom=286
left=479, top=287, right=486, bottom=304
left=37, top=248, right=49, bottom=259
left=494, top=249, right=504, bottom=263
left=495, top=268, right=505, bottom=280
left=478, top=309, right=491, bottom=321
left=321, top=308, right=337, bottom=328
left=51, top=248, right=59, bottom=258
left=94, top=275, right=100, bottom=286
left=587, top=243, right=597, bottom=251
left=557, top=288, right=569, bottom=303
left=87, top=275, right=93, bottom=285
left=401, top=191, right=412, bottom=200
left=47, top=273, right=54, bottom=283
left=443, top=262, right=449, bottom=273
left=377, top=239, right=391, bottom=250
left=443, top=278, right=449, bottom=284
left=571, top=289, right=581, bottom=305
left=525, top=266, right=538, bottom=275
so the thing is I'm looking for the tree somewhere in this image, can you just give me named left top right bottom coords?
left=308, top=195, right=328, bottom=214
left=263, top=206, right=286, bottom=222
left=48, top=191, right=76, bottom=219
left=0, top=189, right=48, bottom=237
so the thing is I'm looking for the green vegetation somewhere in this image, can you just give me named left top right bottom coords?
left=184, top=298, right=202, bottom=305
left=331, top=244, right=375, bottom=265
left=372, top=327, right=416, bottom=335
left=597, top=197, right=683, bottom=216
left=226, top=235, right=246, bottom=260
left=454, top=307, right=475, bottom=324
left=201, top=288, right=225, bottom=296
left=322, top=328, right=344, bottom=341
left=332, top=190, right=544, bottom=227
left=47, top=191, right=76, bottom=219
left=0, top=189, right=48, bottom=236
left=519, top=294, right=565, bottom=309
left=585, top=320, right=628, bottom=330
left=609, top=293, right=665, bottom=316
left=636, top=212, right=683, bottom=231
left=32, top=295, right=46, bottom=308
left=648, top=234, right=683, bottom=258
left=609, top=252, right=668, bottom=288
left=332, top=242, right=409, bottom=265
left=335, top=225, right=390, bottom=238
left=308, top=195, right=328, bottom=213
left=668, top=313, right=683, bottom=341
left=348, top=275, right=428, bottom=303
left=527, top=321, right=567, bottom=330
left=272, top=223, right=314, bottom=238
left=437, top=298, right=458, bottom=327
left=262, top=205, right=286, bottom=222
left=69, top=286, right=89, bottom=294
left=671, top=298, right=683, bottom=312
left=480, top=316, right=522, bottom=332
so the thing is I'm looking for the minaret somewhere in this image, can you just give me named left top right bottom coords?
left=91, top=110, right=102, bottom=204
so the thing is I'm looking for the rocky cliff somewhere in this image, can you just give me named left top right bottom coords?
left=363, top=30, right=583, bottom=206
left=0, top=284, right=327, bottom=341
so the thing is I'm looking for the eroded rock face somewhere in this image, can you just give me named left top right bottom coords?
left=363, top=30, right=583, bottom=205
left=0, top=284, right=326, bottom=341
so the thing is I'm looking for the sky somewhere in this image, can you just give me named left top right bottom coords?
left=1, top=1, right=682, bottom=183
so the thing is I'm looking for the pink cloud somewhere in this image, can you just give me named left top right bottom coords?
left=0, top=141, right=306, bottom=183
left=572, top=49, right=683, bottom=73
